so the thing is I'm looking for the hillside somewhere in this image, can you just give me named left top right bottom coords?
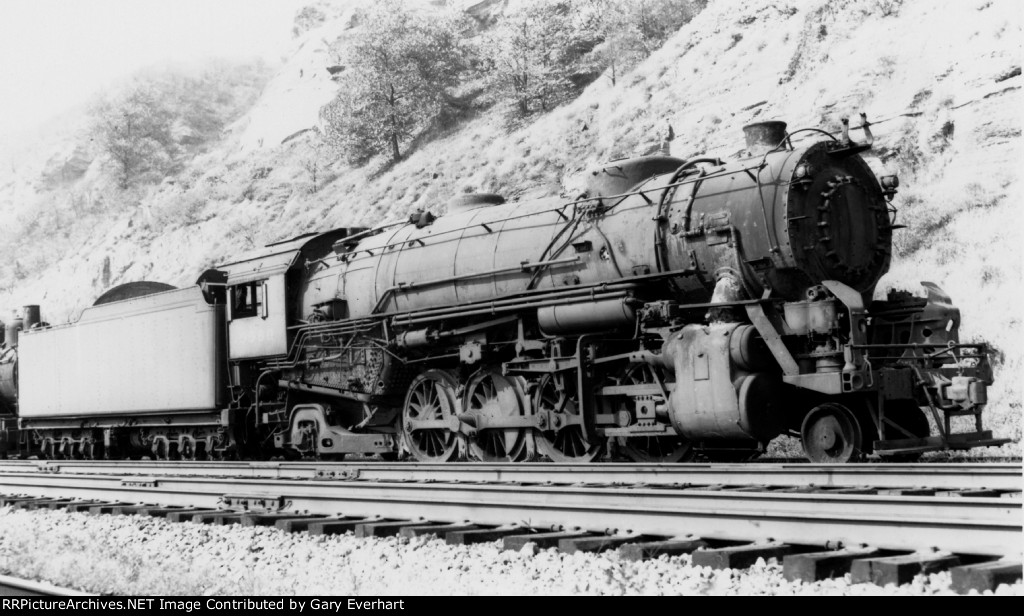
left=0, top=0, right=1019, bottom=448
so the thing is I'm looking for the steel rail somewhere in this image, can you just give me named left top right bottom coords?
left=0, top=461, right=1019, bottom=491
left=0, top=472, right=1019, bottom=558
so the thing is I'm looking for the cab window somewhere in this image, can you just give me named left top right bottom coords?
left=230, top=281, right=264, bottom=319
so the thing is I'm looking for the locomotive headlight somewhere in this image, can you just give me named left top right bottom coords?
left=794, top=163, right=810, bottom=179
left=881, top=175, right=899, bottom=189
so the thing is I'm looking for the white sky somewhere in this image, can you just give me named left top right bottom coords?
left=0, top=0, right=301, bottom=138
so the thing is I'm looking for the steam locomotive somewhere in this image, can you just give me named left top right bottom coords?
left=0, top=119, right=1007, bottom=463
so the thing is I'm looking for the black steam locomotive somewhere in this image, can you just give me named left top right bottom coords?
left=0, top=119, right=1006, bottom=463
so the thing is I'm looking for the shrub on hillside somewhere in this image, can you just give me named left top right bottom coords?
left=479, top=0, right=596, bottom=121
left=477, top=0, right=702, bottom=124
left=320, top=0, right=472, bottom=164
left=579, top=0, right=703, bottom=86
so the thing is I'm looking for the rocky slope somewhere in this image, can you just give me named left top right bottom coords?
left=0, top=0, right=1020, bottom=443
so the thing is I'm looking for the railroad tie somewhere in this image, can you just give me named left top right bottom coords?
left=135, top=506, right=189, bottom=518
left=558, top=534, right=642, bottom=555
left=240, top=512, right=315, bottom=527
left=692, top=542, right=792, bottom=570
left=950, top=560, right=1023, bottom=593
left=33, top=500, right=77, bottom=510
left=85, top=502, right=133, bottom=514
left=12, top=498, right=63, bottom=510
left=307, top=517, right=379, bottom=536
left=445, top=526, right=527, bottom=546
left=53, top=500, right=102, bottom=511
left=783, top=547, right=882, bottom=582
left=192, top=511, right=246, bottom=525
left=274, top=516, right=341, bottom=533
left=0, top=496, right=37, bottom=507
left=618, top=537, right=708, bottom=562
left=502, top=530, right=592, bottom=551
left=355, top=519, right=427, bottom=538
left=165, top=509, right=222, bottom=522
left=850, top=552, right=961, bottom=586
left=107, top=504, right=160, bottom=515
left=399, top=523, right=480, bottom=539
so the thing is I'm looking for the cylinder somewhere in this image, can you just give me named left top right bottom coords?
left=538, top=298, right=636, bottom=335
left=728, top=325, right=774, bottom=371
left=22, top=305, right=40, bottom=330
left=742, top=121, right=787, bottom=155
left=662, top=323, right=785, bottom=442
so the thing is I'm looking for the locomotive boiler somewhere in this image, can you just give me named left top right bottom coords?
left=0, top=119, right=1006, bottom=463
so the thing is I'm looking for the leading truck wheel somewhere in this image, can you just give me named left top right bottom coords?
left=801, top=403, right=864, bottom=463
left=401, top=370, right=462, bottom=462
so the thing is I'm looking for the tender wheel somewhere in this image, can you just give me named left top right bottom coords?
left=534, top=373, right=600, bottom=463
left=607, top=365, right=693, bottom=463
left=801, top=403, right=864, bottom=463
left=401, top=370, right=462, bottom=462
left=463, top=368, right=529, bottom=461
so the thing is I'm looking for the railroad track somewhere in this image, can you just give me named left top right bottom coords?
left=0, top=463, right=1020, bottom=593
left=0, top=460, right=1019, bottom=491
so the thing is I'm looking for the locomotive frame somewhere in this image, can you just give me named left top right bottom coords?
left=0, top=119, right=1008, bottom=463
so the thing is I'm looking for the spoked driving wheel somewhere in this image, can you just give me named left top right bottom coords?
left=608, top=365, right=694, bottom=463
left=801, top=403, right=864, bottom=463
left=463, top=368, right=529, bottom=461
left=401, top=370, right=462, bottom=462
left=534, top=373, right=600, bottom=463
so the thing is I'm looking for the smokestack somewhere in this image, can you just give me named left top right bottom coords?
left=743, top=121, right=788, bottom=156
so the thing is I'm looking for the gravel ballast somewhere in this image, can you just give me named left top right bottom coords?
left=0, top=507, right=1019, bottom=596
